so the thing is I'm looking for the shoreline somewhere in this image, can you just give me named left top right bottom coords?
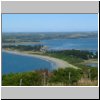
left=2, top=49, right=78, bottom=69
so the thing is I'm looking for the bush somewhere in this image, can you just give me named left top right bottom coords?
left=90, top=67, right=98, bottom=80
left=49, top=68, right=82, bottom=85
left=2, top=72, right=42, bottom=86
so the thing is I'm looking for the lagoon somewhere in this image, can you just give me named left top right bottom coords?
left=41, top=37, right=98, bottom=51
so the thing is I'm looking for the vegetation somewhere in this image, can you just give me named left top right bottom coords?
left=2, top=72, right=42, bottom=86
left=2, top=45, right=43, bottom=51
left=2, top=67, right=98, bottom=86
left=49, top=68, right=82, bottom=85
left=46, top=50, right=96, bottom=60
left=90, top=67, right=98, bottom=80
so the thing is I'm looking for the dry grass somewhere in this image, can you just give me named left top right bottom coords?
left=77, top=78, right=98, bottom=86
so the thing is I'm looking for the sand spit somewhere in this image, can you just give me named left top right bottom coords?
left=2, top=50, right=78, bottom=69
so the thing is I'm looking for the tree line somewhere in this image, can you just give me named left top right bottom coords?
left=46, top=49, right=98, bottom=60
left=2, top=45, right=43, bottom=51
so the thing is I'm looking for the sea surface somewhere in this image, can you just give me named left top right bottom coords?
left=2, top=51, right=54, bottom=74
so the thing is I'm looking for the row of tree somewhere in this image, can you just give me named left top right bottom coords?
left=46, top=49, right=98, bottom=60
left=2, top=45, right=43, bottom=51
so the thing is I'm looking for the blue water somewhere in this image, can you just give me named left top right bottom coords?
left=86, top=63, right=98, bottom=67
left=2, top=51, right=54, bottom=74
left=41, top=38, right=98, bottom=51
left=6, top=38, right=98, bottom=51
left=2, top=38, right=98, bottom=74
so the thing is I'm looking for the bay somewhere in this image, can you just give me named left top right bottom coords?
left=2, top=51, right=54, bottom=74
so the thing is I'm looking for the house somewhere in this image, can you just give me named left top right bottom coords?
left=40, top=46, right=48, bottom=53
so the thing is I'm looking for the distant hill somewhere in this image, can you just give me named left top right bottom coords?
left=2, top=31, right=98, bottom=43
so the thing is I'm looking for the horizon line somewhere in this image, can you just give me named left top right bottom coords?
left=2, top=31, right=98, bottom=33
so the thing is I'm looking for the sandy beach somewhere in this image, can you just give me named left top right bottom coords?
left=2, top=50, right=78, bottom=69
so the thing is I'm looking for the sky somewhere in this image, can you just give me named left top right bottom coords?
left=2, top=14, right=98, bottom=33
